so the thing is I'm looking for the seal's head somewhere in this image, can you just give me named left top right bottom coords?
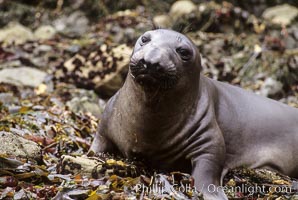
left=129, top=29, right=201, bottom=91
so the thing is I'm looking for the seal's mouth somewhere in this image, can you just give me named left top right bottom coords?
left=130, top=65, right=159, bottom=87
left=135, top=74, right=158, bottom=86
left=129, top=61, right=179, bottom=90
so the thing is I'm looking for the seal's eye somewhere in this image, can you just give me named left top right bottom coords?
left=141, top=35, right=150, bottom=45
left=176, top=47, right=192, bottom=61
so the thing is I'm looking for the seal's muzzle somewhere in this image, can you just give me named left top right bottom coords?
left=130, top=57, right=178, bottom=89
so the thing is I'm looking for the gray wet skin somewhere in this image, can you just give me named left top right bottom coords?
left=89, top=29, right=298, bottom=200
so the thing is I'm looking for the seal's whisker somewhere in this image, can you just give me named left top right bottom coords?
left=158, top=73, right=179, bottom=89
left=129, top=72, right=135, bottom=79
left=167, top=65, right=176, bottom=70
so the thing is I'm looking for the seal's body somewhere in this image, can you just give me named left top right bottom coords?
left=89, top=29, right=298, bottom=200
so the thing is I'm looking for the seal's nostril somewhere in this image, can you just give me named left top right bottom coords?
left=140, top=59, right=145, bottom=64
left=137, top=59, right=147, bottom=69
left=138, top=58, right=162, bottom=72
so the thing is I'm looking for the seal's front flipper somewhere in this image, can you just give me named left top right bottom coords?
left=88, top=136, right=103, bottom=156
left=88, top=132, right=114, bottom=156
left=191, top=157, right=228, bottom=200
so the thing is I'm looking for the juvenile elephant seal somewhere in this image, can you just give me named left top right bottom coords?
left=89, top=29, right=298, bottom=200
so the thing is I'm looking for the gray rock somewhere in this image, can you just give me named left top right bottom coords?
left=0, top=60, right=22, bottom=70
left=66, top=95, right=104, bottom=118
left=0, top=22, right=34, bottom=44
left=262, top=4, right=298, bottom=26
left=60, top=155, right=101, bottom=177
left=34, top=25, right=57, bottom=40
left=279, top=95, right=298, bottom=107
left=34, top=44, right=53, bottom=53
left=153, top=15, right=172, bottom=28
left=123, top=28, right=137, bottom=42
left=0, top=93, right=18, bottom=105
left=113, top=27, right=137, bottom=44
left=0, top=131, right=41, bottom=162
left=96, top=73, right=125, bottom=98
left=0, top=67, right=47, bottom=87
left=259, top=77, right=283, bottom=97
left=285, top=36, right=297, bottom=49
left=170, top=0, right=197, bottom=19
left=290, top=26, right=298, bottom=40
left=53, top=11, right=89, bottom=37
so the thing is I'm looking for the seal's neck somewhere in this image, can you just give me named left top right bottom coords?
left=121, top=75, right=200, bottom=120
